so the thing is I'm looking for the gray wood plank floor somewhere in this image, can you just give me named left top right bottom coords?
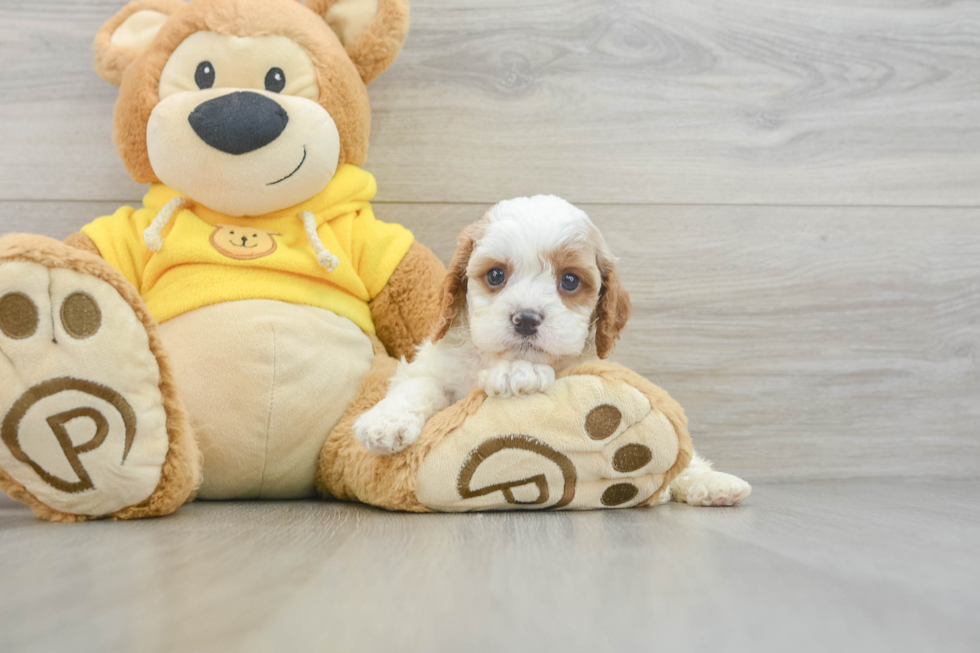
left=1, top=481, right=978, bottom=653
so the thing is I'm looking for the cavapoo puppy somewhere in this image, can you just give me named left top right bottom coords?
left=354, top=195, right=752, bottom=506
left=354, top=195, right=752, bottom=507
left=355, top=194, right=625, bottom=456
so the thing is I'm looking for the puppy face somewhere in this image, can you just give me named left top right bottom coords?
left=434, top=196, right=631, bottom=364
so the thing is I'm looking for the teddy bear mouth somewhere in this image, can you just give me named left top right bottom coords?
left=267, top=145, right=307, bottom=186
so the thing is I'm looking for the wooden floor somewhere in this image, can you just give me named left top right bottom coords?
left=1, top=0, right=979, bottom=651
left=2, top=481, right=979, bottom=653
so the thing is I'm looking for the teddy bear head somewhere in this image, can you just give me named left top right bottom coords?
left=93, top=0, right=409, bottom=216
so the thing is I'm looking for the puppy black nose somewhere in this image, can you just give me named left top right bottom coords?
left=512, top=311, right=543, bottom=337
left=241, top=236, right=248, bottom=245
left=189, top=91, right=288, bottom=155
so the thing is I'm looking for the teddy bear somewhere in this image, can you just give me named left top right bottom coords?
left=0, top=0, right=746, bottom=522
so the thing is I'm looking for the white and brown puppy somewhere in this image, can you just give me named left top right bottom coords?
left=355, top=195, right=624, bottom=456
left=355, top=195, right=751, bottom=506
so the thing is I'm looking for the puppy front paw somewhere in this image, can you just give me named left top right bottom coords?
left=521, top=363, right=555, bottom=394
left=479, top=361, right=555, bottom=397
left=354, top=405, right=425, bottom=456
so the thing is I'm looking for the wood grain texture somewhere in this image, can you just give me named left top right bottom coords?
left=2, top=0, right=980, bottom=204
left=1, top=480, right=979, bottom=653
left=2, top=200, right=977, bottom=481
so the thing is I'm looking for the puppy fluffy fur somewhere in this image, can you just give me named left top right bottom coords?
left=355, top=195, right=626, bottom=455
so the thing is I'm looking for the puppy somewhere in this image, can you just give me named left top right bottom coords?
left=354, top=195, right=753, bottom=507
left=354, top=195, right=629, bottom=456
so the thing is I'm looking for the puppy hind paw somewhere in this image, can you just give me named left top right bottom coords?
left=676, top=471, right=752, bottom=507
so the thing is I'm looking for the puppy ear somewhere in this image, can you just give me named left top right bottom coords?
left=307, top=0, right=410, bottom=84
left=593, top=254, right=632, bottom=359
left=93, top=0, right=183, bottom=86
left=430, top=220, right=486, bottom=342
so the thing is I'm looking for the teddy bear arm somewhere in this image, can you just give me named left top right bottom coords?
left=65, top=231, right=102, bottom=257
left=369, top=240, right=446, bottom=361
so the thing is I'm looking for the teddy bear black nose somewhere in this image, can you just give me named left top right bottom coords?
left=188, top=91, right=288, bottom=155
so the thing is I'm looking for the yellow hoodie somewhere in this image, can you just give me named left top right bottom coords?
left=81, top=165, right=413, bottom=332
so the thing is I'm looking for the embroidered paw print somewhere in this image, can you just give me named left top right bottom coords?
left=0, top=261, right=171, bottom=516
left=416, top=376, right=685, bottom=511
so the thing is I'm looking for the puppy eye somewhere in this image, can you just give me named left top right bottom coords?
left=265, top=67, right=286, bottom=93
left=487, top=268, right=506, bottom=286
left=560, top=273, right=580, bottom=291
left=195, top=61, right=215, bottom=89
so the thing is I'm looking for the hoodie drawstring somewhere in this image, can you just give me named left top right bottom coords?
left=143, top=199, right=338, bottom=274
left=299, top=211, right=340, bottom=272
left=143, top=196, right=191, bottom=252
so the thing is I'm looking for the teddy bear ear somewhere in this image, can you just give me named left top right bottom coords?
left=307, top=0, right=410, bottom=84
left=93, top=0, right=184, bottom=86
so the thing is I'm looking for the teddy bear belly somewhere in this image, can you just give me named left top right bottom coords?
left=157, top=299, right=375, bottom=499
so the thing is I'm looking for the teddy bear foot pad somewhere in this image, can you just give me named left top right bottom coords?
left=416, top=366, right=690, bottom=511
left=0, top=247, right=186, bottom=520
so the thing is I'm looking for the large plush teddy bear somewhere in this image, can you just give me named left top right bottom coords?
left=0, top=0, right=744, bottom=522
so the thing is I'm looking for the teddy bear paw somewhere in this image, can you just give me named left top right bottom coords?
left=0, top=256, right=175, bottom=519
left=416, top=366, right=688, bottom=511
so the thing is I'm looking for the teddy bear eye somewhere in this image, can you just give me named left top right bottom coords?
left=487, top=268, right=506, bottom=286
left=265, top=67, right=286, bottom=93
left=195, top=61, right=215, bottom=89
left=560, top=273, right=580, bottom=291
